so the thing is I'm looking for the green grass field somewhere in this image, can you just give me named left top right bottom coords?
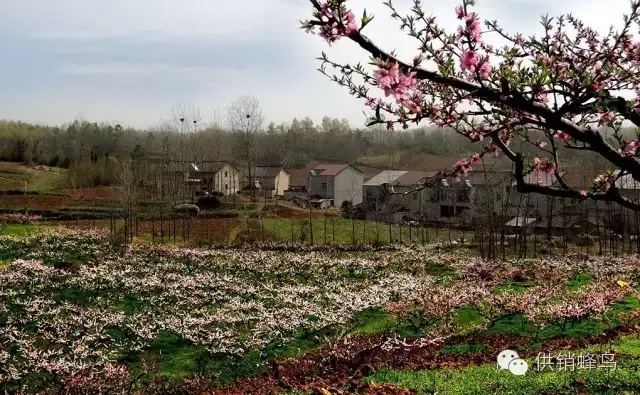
left=0, top=162, right=66, bottom=192
left=368, top=342, right=640, bottom=395
left=262, top=217, right=468, bottom=245
left=357, top=152, right=402, bottom=167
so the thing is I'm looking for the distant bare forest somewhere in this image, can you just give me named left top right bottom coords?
left=0, top=111, right=626, bottom=188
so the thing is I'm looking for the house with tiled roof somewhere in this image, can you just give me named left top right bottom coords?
left=362, top=170, right=434, bottom=223
left=362, top=170, right=407, bottom=206
left=308, top=163, right=364, bottom=208
left=157, top=160, right=241, bottom=197
left=423, top=170, right=512, bottom=220
left=242, top=166, right=290, bottom=198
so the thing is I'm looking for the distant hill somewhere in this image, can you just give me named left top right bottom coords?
left=394, top=151, right=514, bottom=173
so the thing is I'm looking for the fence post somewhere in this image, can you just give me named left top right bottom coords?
left=324, top=217, right=327, bottom=245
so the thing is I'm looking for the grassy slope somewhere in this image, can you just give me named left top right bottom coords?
left=357, top=153, right=402, bottom=167
left=0, top=162, right=66, bottom=192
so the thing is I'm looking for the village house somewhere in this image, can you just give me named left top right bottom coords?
left=423, top=170, right=512, bottom=221
left=362, top=170, right=407, bottom=208
left=496, top=171, right=616, bottom=237
left=362, top=170, right=433, bottom=223
left=243, top=166, right=290, bottom=198
left=308, top=164, right=364, bottom=208
left=188, top=161, right=242, bottom=196
left=283, top=168, right=310, bottom=201
left=152, top=160, right=242, bottom=204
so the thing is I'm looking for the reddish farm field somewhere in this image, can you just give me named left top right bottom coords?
left=263, top=204, right=331, bottom=219
left=0, top=194, right=71, bottom=210
left=0, top=193, right=117, bottom=211
left=56, top=188, right=120, bottom=198
left=136, top=217, right=240, bottom=243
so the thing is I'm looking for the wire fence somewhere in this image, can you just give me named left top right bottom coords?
left=4, top=158, right=640, bottom=259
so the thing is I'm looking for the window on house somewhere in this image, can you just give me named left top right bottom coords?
left=457, top=188, right=470, bottom=203
left=225, top=171, right=228, bottom=177
left=430, top=188, right=439, bottom=202
left=413, top=193, right=418, bottom=200
left=322, top=182, right=327, bottom=189
left=225, top=184, right=228, bottom=190
left=440, top=205, right=455, bottom=217
left=366, top=190, right=372, bottom=197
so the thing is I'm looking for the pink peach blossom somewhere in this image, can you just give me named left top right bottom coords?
left=478, top=62, right=492, bottom=79
left=461, top=50, right=479, bottom=71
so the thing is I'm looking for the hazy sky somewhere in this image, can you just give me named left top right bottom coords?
left=0, top=0, right=630, bottom=129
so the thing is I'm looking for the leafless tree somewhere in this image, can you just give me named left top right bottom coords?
left=170, top=103, right=188, bottom=164
left=118, top=158, right=138, bottom=244
left=227, top=95, right=264, bottom=203
left=188, top=106, right=204, bottom=162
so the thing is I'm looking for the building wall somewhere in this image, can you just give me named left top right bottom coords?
left=506, top=187, right=570, bottom=219
left=249, top=170, right=289, bottom=195
left=391, top=186, right=425, bottom=213
left=362, top=185, right=385, bottom=208
left=422, top=183, right=472, bottom=219
left=212, top=163, right=240, bottom=195
left=274, top=170, right=290, bottom=196
left=309, top=174, right=335, bottom=200
left=284, top=187, right=306, bottom=201
left=334, top=167, right=363, bottom=207
left=253, top=176, right=276, bottom=190
left=473, top=184, right=509, bottom=217
left=363, top=183, right=428, bottom=219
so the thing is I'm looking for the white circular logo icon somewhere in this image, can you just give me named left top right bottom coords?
left=497, top=349, right=519, bottom=371
left=497, top=349, right=527, bottom=375
left=508, top=358, right=528, bottom=375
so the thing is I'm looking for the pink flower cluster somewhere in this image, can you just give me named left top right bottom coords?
left=460, top=51, right=492, bottom=79
left=467, top=124, right=492, bottom=141
left=598, top=111, right=615, bottom=127
left=594, top=173, right=616, bottom=192
left=623, top=139, right=640, bottom=155
left=0, top=213, right=42, bottom=224
left=489, top=144, right=501, bottom=156
left=456, top=11, right=482, bottom=43
left=455, top=5, right=491, bottom=79
left=554, top=131, right=571, bottom=142
left=453, top=153, right=481, bottom=180
left=315, top=1, right=358, bottom=44
left=374, top=61, right=423, bottom=114
left=593, top=60, right=603, bottom=72
left=532, top=157, right=557, bottom=174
